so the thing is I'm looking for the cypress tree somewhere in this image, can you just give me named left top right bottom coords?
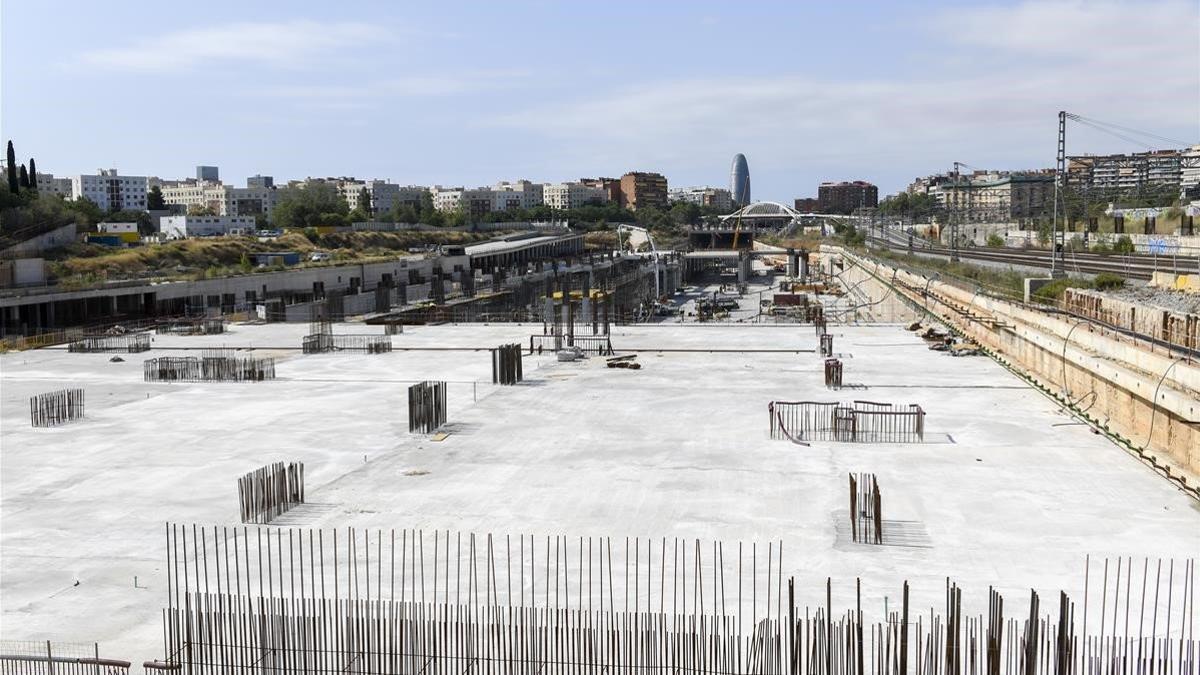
left=28, top=157, right=37, bottom=190
left=5, top=141, right=16, bottom=193
left=18, top=164, right=29, bottom=189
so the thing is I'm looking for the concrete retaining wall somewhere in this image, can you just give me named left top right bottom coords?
left=830, top=246, right=1200, bottom=492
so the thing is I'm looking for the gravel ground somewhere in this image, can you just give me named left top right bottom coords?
left=1108, top=281, right=1200, bottom=315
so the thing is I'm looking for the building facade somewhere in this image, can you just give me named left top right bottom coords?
left=543, top=182, right=608, bottom=210
left=619, top=172, right=668, bottom=211
left=730, top=154, right=750, bottom=205
left=670, top=186, right=732, bottom=212
left=817, top=181, right=878, bottom=214
left=34, top=173, right=73, bottom=198
left=1066, top=149, right=1183, bottom=197
left=793, top=197, right=819, bottom=212
left=493, top=180, right=545, bottom=209
left=160, top=215, right=256, bottom=239
left=71, top=169, right=149, bottom=212
left=1182, top=145, right=1200, bottom=200
left=579, top=177, right=622, bottom=204
left=161, top=179, right=279, bottom=221
left=930, top=172, right=1054, bottom=222
left=196, top=166, right=219, bottom=182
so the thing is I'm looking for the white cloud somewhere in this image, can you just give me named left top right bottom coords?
left=491, top=0, right=1199, bottom=189
left=256, top=70, right=533, bottom=102
left=80, top=20, right=387, bottom=72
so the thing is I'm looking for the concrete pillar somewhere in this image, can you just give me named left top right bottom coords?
left=787, top=248, right=798, bottom=277
left=737, top=251, right=751, bottom=283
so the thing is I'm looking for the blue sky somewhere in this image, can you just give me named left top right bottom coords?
left=2, top=0, right=1197, bottom=200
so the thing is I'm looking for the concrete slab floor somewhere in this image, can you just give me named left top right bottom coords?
left=1, top=316, right=1197, bottom=661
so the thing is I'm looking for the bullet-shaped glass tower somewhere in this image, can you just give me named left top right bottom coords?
left=730, top=153, right=750, bottom=205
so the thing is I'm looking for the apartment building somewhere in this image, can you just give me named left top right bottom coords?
left=543, top=182, right=608, bottom=210
left=161, top=179, right=279, bottom=221
left=493, top=180, right=544, bottom=209
left=932, top=172, right=1054, bottom=222
left=579, top=177, right=622, bottom=204
left=619, top=172, right=668, bottom=211
left=817, top=181, right=878, bottom=214
left=34, top=173, right=73, bottom=198
left=1178, top=145, right=1200, bottom=200
left=669, top=186, right=732, bottom=212
left=1067, top=149, right=1183, bottom=195
left=71, top=169, right=149, bottom=212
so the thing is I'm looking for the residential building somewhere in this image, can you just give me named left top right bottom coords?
left=1066, top=149, right=1183, bottom=196
left=493, top=180, right=544, bottom=209
left=817, top=181, right=878, bottom=214
left=34, top=173, right=73, bottom=198
left=161, top=178, right=279, bottom=221
left=71, top=169, right=149, bottom=212
left=619, top=171, right=668, bottom=211
left=933, top=172, right=1054, bottom=222
left=196, top=166, right=219, bottom=182
left=543, top=182, right=608, bottom=210
left=431, top=187, right=464, bottom=212
left=1179, top=145, right=1200, bottom=200
left=794, top=197, right=819, bottom=212
left=670, top=186, right=732, bottom=212
left=579, top=177, right=622, bottom=204
left=247, top=175, right=274, bottom=189
left=160, top=215, right=256, bottom=239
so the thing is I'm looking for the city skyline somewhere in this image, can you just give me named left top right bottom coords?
left=2, top=0, right=1198, bottom=201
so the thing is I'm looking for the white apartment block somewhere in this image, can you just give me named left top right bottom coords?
left=160, top=215, right=256, bottom=239
left=71, top=169, right=149, bottom=212
left=493, top=180, right=544, bottom=209
left=161, top=181, right=279, bottom=221
left=542, top=182, right=608, bottom=210
left=1182, top=145, right=1200, bottom=199
left=336, top=180, right=424, bottom=216
left=670, top=186, right=732, bottom=211
left=34, top=173, right=73, bottom=198
left=432, top=187, right=465, bottom=212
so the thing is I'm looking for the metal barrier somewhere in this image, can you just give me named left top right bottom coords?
left=0, top=641, right=130, bottom=674
left=528, top=334, right=613, bottom=355
left=770, top=400, right=925, bottom=443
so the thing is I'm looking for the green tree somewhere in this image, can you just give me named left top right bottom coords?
left=419, top=190, right=435, bottom=215
left=28, top=158, right=37, bottom=190
left=5, top=141, right=16, bottom=193
left=69, top=196, right=104, bottom=226
left=18, top=164, right=29, bottom=189
left=271, top=183, right=349, bottom=229
left=188, top=204, right=218, bottom=216
left=147, top=185, right=166, bottom=210
left=669, top=200, right=702, bottom=226
left=391, top=203, right=418, bottom=224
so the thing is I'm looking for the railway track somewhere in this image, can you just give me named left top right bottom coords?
left=870, top=236, right=1200, bottom=281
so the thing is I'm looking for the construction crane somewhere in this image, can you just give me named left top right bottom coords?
left=730, top=208, right=745, bottom=250
left=616, top=224, right=661, bottom=299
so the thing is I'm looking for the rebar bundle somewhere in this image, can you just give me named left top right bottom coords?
left=769, top=401, right=925, bottom=443
left=156, top=524, right=1197, bottom=675
left=492, top=343, right=524, bottom=385
left=819, top=333, right=834, bottom=357
left=848, top=472, right=883, bottom=545
left=67, top=333, right=150, bottom=353
left=409, top=380, right=447, bottom=433
left=144, top=356, right=276, bottom=382
left=29, top=388, right=85, bottom=427
left=824, top=359, right=843, bottom=389
left=303, top=333, right=392, bottom=354
left=236, top=461, right=304, bottom=524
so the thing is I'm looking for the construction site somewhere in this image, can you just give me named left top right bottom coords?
left=1, top=240, right=1197, bottom=675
